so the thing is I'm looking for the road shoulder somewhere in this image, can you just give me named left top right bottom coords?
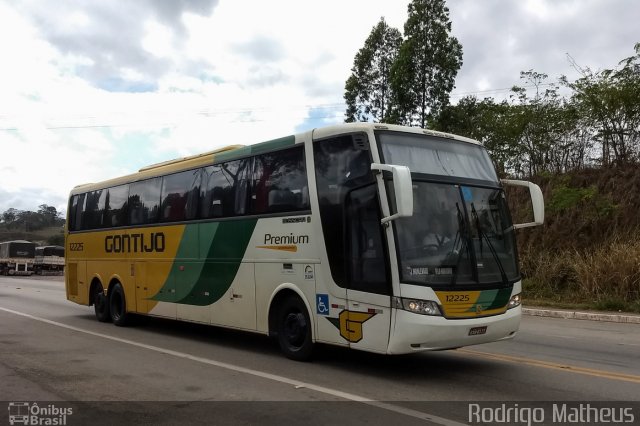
left=523, top=306, right=640, bottom=324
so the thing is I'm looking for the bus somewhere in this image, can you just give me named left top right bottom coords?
left=65, top=123, right=543, bottom=360
left=34, top=245, right=65, bottom=275
left=0, top=240, right=36, bottom=276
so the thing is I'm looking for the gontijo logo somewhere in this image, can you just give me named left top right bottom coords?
left=104, top=232, right=166, bottom=253
left=325, top=310, right=376, bottom=343
left=8, top=402, right=73, bottom=425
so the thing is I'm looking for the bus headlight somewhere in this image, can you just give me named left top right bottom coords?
left=395, top=297, right=442, bottom=316
left=508, top=293, right=521, bottom=309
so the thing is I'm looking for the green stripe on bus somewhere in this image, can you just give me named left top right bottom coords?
left=172, top=222, right=218, bottom=301
left=466, top=287, right=512, bottom=312
left=214, top=135, right=295, bottom=163
left=150, top=219, right=257, bottom=306
left=249, top=135, right=295, bottom=155
left=180, top=218, right=258, bottom=305
left=486, top=287, right=512, bottom=309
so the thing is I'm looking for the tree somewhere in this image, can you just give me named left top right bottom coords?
left=38, top=204, right=60, bottom=226
left=562, top=43, right=640, bottom=166
left=2, top=208, right=19, bottom=226
left=432, top=95, right=524, bottom=177
left=432, top=95, right=488, bottom=140
left=47, top=233, right=65, bottom=246
left=1, top=205, right=64, bottom=232
left=389, top=0, right=463, bottom=127
left=15, top=210, right=43, bottom=231
left=344, top=18, right=402, bottom=123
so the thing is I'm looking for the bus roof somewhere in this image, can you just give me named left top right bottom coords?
left=310, top=122, right=481, bottom=146
left=69, top=123, right=481, bottom=195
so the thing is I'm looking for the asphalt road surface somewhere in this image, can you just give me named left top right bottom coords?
left=1, top=276, right=639, bottom=425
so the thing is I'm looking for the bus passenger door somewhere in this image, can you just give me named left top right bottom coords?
left=311, top=133, right=390, bottom=350
left=345, top=183, right=392, bottom=353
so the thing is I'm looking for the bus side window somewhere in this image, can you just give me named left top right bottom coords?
left=160, top=169, right=200, bottom=222
left=105, top=185, right=130, bottom=228
left=69, top=193, right=86, bottom=231
left=129, top=178, right=162, bottom=225
left=250, top=146, right=309, bottom=215
left=200, top=159, right=249, bottom=218
left=83, top=189, right=106, bottom=230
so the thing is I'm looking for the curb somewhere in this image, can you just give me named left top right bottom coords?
left=522, top=307, right=640, bottom=324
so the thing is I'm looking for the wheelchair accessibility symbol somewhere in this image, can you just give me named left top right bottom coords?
left=316, top=294, right=330, bottom=315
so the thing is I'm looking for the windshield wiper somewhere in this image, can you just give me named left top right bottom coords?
left=470, top=203, right=508, bottom=284
left=450, top=202, right=470, bottom=286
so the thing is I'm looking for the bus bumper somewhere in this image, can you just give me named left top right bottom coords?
left=387, top=305, right=521, bottom=354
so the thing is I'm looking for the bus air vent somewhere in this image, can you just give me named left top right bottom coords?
left=353, top=136, right=368, bottom=150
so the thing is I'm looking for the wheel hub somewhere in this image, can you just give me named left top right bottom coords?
left=284, top=312, right=306, bottom=345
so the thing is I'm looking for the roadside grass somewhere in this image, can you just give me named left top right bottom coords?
left=521, top=234, right=640, bottom=314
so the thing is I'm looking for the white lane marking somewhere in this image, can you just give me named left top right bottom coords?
left=0, top=306, right=465, bottom=426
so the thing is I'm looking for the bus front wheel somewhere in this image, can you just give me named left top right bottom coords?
left=109, top=283, right=129, bottom=327
left=94, top=286, right=111, bottom=323
left=276, top=296, right=314, bottom=361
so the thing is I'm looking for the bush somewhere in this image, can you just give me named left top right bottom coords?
left=522, top=232, right=640, bottom=311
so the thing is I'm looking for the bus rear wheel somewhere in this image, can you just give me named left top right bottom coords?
left=109, top=282, right=129, bottom=326
left=276, top=296, right=313, bottom=361
left=94, top=286, right=111, bottom=323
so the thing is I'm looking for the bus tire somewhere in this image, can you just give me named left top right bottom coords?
left=109, top=282, right=129, bottom=327
left=276, top=295, right=314, bottom=361
left=94, top=286, right=111, bottom=323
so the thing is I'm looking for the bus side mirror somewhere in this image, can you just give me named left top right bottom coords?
left=371, top=163, right=413, bottom=224
left=501, top=179, right=545, bottom=229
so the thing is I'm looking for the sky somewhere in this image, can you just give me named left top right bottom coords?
left=0, top=0, right=638, bottom=217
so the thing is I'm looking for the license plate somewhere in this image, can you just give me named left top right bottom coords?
left=469, top=326, right=487, bottom=336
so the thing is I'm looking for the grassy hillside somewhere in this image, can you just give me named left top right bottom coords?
left=0, top=226, right=64, bottom=246
left=509, top=165, right=640, bottom=312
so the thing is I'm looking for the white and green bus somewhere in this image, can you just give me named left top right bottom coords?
left=65, top=123, right=543, bottom=360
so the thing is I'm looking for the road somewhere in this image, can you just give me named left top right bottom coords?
left=1, top=276, right=639, bottom=425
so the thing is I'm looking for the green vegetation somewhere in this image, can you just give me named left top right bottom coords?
left=0, top=205, right=65, bottom=245
left=344, top=0, right=462, bottom=126
left=521, top=230, right=640, bottom=313
left=345, top=4, right=640, bottom=312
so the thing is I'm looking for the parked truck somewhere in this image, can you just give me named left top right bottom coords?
left=0, top=240, right=36, bottom=275
left=34, top=245, right=65, bottom=275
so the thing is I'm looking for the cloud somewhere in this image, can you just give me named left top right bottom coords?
left=14, top=0, right=219, bottom=91
left=0, top=187, right=68, bottom=217
left=245, top=65, right=289, bottom=88
left=447, top=0, right=638, bottom=100
left=2, top=0, right=639, bottom=217
left=234, top=36, right=286, bottom=63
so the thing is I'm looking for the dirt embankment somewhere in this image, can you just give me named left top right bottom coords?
left=508, top=165, right=640, bottom=312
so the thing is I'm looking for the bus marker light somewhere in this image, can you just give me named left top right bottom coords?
left=508, top=294, right=521, bottom=309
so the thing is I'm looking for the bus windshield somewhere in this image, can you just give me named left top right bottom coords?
left=378, top=131, right=519, bottom=288
left=393, top=182, right=520, bottom=287
left=378, top=131, right=498, bottom=182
